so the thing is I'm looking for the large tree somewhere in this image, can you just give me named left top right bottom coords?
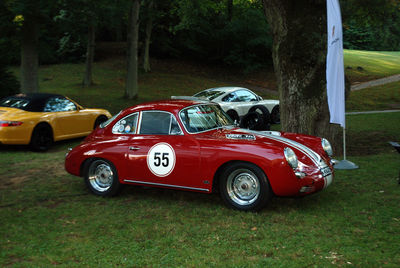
left=262, top=0, right=343, bottom=154
left=18, top=1, right=40, bottom=93
left=262, top=0, right=397, bottom=155
left=125, top=0, right=141, bottom=99
left=142, top=0, right=154, bottom=73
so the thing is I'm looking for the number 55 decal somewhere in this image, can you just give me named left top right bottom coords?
left=147, top=143, right=176, bottom=177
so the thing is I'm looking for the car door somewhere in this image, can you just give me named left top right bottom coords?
left=122, top=111, right=205, bottom=191
left=44, top=97, right=92, bottom=138
left=232, top=89, right=260, bottom=115
left=222, top=89, right=260, bottom=116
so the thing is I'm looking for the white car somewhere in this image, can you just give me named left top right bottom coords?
left=187, top=87, right=280, bottom=130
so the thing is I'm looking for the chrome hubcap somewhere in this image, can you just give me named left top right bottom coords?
left=88, top=160, right=113, bottom=192
left=227, top=169, right=260, bottom=206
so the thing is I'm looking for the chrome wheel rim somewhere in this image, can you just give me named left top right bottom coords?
left=88, top=160, right=114, bottom=192
left=227, top=168, right=260, bottom=206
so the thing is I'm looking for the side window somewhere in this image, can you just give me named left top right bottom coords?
left=222, top=93, right=238, bottom=102
left=44, top=97, right=76, bottom=112
left=112, top=113, right=138, bottom=134
left=139, top=111, right=182, bottom=135
left=235, top=90, right=258, bottom=102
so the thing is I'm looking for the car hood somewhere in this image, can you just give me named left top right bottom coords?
left=199, top=127, right=326, bottom=167
left=171, top=96, right=209, bottom=101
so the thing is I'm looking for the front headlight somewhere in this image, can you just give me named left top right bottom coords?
left=321, top=138, right=333, bottom=156
left=284, top=147, right=298, bottom=170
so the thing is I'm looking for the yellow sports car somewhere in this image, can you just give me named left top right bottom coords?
left=0, top=93, right=112, bottom=151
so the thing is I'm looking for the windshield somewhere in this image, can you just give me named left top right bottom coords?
left=179, top=104, right=234, bottom=133
left=100, top=111, right=121, bottom=128
left=0, top=97, right=30, bottom=110
left=193, top=90, right=224, bottom=100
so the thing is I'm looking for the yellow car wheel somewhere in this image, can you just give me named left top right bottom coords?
left=30, top=124, right=53, bottom=151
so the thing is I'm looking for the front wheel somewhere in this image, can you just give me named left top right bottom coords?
left=219, top=162, right=272, bottom=211
left=239, top=112, right=264, bottom=130
left=84, top=159, right=121, bottom=196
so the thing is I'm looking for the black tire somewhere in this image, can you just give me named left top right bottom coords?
left=94, top=115, right=108, bottom=129
left=226, top=110, right=240, bottom=124
left=84, top=158, right=121, bottom=196
left=219, top=162, right=272, bottom=211
left=270, top=105, right=280, bottom=124
left=248, top=105, right=271, bottom=130
left=239, top=112, right=265, bottom=130
left=30, top=124, right=53, bottom=151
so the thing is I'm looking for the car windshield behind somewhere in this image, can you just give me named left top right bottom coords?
left=179, top=104, right=234, bottom=133
left=193, top=90, right=225, bottom=100
left=0, top=97, right=30, bottom=110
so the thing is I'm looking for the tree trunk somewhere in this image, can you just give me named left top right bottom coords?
left=83, top=23, right=96, bottom=87
left=262, top=0, right=343, bottom=155
left=227, top=0, right=233, bottom=21
left=20, top=13, right=39, bottom=93
left=142, top=0, right=153, bottom=73
left=125, top=0, right=140, bottom=99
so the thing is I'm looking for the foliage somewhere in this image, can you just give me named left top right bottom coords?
left=222, top=6, right=273, bottom=73
left=0, top=65, right=20, bottom=98
left=0, top=2, right=20, bottom=65
left=1, top=0, right=400, bottom=70
left=341, top=0, right=400, bottom=51
left=168, top=0, right=272, bottom=73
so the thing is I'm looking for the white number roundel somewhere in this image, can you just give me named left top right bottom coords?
left=147, top=143, right=176, bottom=177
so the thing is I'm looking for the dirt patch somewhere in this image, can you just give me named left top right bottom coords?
left=347, top=131, right=398, bottom=156
left=0, top=176, right=29, bottom=189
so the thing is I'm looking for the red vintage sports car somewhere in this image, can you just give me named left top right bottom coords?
left=65, top=100, right=335, bottom=211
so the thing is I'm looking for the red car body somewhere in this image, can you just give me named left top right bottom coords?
left=65, top=100, right=334, bottom=211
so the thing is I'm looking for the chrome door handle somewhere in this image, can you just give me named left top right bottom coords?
left=129, top=146, right=140, bottom=151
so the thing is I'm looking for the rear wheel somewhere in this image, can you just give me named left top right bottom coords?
left=219, top=162, right=272, bottom=211
left=271, top=105, right=280, bottom=124
left=84, top=159, right=121, bottom=196
left=247, top=105, right=270, bottom=130
left=30, top=124, right=53, bottom=151
left=94, top=115, right=108, bottom=129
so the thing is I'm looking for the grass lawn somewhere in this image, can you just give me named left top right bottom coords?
left=344, top=50, right=400, bottom=83
left=2, top=52, right=400, bottom=266
left=347, top=81, right=400, bottom=112
left=1, top=129, right=399, bottom=266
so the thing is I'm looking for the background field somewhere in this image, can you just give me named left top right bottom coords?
left=1, top=50, right=400, bottom=266
left=344, top=50, right=400, bottom=83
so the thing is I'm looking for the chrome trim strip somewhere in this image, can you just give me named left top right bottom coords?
left=123, top=179, right=210, bottom=192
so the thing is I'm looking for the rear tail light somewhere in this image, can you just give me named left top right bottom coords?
left=0, top=121, right=23, bottom=127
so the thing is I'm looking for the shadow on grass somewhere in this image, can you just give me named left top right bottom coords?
left=0, top=137, right=84, bottom=153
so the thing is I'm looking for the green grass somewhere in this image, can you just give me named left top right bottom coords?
left=346, top=112, right=400, bottom=156
left=347, top=81, right=400, bottom=112
left=1, top=141, right=399, bottom=266
left=344, top=50, right=400, bottom=82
